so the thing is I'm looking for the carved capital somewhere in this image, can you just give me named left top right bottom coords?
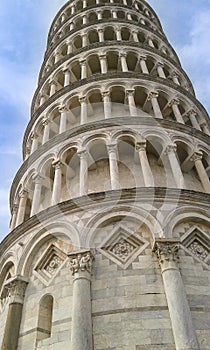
left=126, top=89, right=135, bottom=96
left=4, top=276, right=28, bottom=304
left=148, top=91, right=158, bottom=100
left=153, top=239, right=180, bottom=271
left=32, top=173, right=44, bottom=184
left=42, top=117, right=49, bottom=126
left=169, top=98, right=180, bottom=107
left=79, top=96, right=87, bottom=103
left=102, top=90, right=110, bottom=100
left=186, top=108, right=196, bottom=117
left=107, top=142, right=118, bottom=154
left=165, top=144, right=177, bottom=154
left=52, top=159, right=64, bottom=169
left=68, top=250, right=94, bottom=275
left=18, top=189, right=28, bottom=199
left=136, top=140, right=146, bottom=152
left=77, top=149, right=88, bottom=159
left=191, top=151, right=203, bottom=162
left=12, top=204, right=19, bottom=214
left=59, top=105, right=68, bottom=113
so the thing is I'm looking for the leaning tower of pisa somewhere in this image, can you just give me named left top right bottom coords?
left=0, top=0, right=210, bottom=349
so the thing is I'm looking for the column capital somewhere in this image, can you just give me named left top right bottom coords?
left=50, top=79, right=58, bottom=86
left=41, top=117, right=50, bottom=126
left=191, top=150, right=203, bottom=162
left=77, top=149, right=88, bottom=159
left=148, top=91, right=159, bottom=100
left=98, top=27, right=104, bottom=33
left=153, top=238, right=180, bottom=271
left=4, top=275, right=28, bottom=304
left=68, top=250, right=94, bottom=275
left=62, top=67, right=70, bottom=74
left=165, top=143, right=177, bottom=154
left=156, top=61, right=164, bottom=68
left=99, top=53, right=107, bottom=59
left=102, top=90, right=110, bottom=99
left=32, top=172, right=44, bottom=184
left=52, top=159, right=64, bottom=169
left=12, top=204, right=19, bottom=214
left=119, top=51, right=127, bottom=58
left=169, top=98, right=180, bottom=106
left=18, top=189, right=28, bottom=199
left=139, top=55, right=147, bottom=61
left=186, top=108, right=196, bottom=117
left=79, top=95, right=87, bottom=103
left=126, top=88, right=135, bottom=96
left=136, top=140, right=147, bottom=151
left=106, top=142, right=118, bottom=154
left=59, top=104, right=68, bottom=113
left=30, top=131, right=38, bottom=140
left=79, top=59, right=86, bottom=66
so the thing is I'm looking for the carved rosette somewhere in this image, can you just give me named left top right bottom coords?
left=4, top=276, right=28, bottom=304
left=69, top=250, right=94, bottom=276
left=153, top=239, right=180, bottom=271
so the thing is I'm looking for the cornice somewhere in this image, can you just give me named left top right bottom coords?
left=10, top=117, right=210, bottom=207
left=3, top=187, right=210, bottom=255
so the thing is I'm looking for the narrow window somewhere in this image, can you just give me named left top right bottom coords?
left=37, top=295, right=53, bottom=341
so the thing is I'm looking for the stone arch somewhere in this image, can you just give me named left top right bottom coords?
left=19, top=221, right=79, bottom=277
left=82, top=205, right=163, bottom=247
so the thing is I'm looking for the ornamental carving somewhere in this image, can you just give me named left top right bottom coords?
left=153, top=239, right=180, bottom=270
left=98, top=225, right=149, bottom=269
left=188, top=241, right=208, bottom=261
left=4, top=277, right=28, bottom=304
left=69, top=251, right=94, bottom=275
left=111, top=239, right=135, bottom=260
left=45, top=255, right=62, bottom=275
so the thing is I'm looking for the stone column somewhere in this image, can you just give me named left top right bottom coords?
left=82, top=15, right=87, bottom=24
left=54, top=51, right=61, bottom=64
left=51, top=160, right=63, bottom=205
left=70, top=21, right=75, bottom=31
left=82, top=33, right=88, bottom=47
left=126, top=89, right=137, bottom=116
left=112, top=10, right=117, bottom=19
left=83, top=0, right=87, bottom=8
left=136, top=141, right=154, bottom=187
left=107, top=143, right=120, bottom=190
left=49, top=80, right=57, bottom=97
left=139, top=56, right=149, bottom=74
left=10, top=204, right=18, bottom=231
left=127, top=13, right=132, bottom=20
left=153, top=239, right=200, bottom=350
left=147, top=36, right=155, bottom=47
left=30, top=174, right=44, bottom=216
left=98, top=29, right=104, bottom=42
left=80, top=60, right=87, bottom=79
left=59, top=106, right=68, bottom=134
left=140, top=18, right=146, bottom=25
left=97, top=11, right=102, bottom=20
left=132, top=30, right=139, bottom=42
left=79, top=96, right=88, bottom=125
left=166, top=144, right=185, bottom=188
left=102, top=91, right=112, bottom=119
left=30, top=132, right=38, bottom=154
left=200, top=122, right=210, bottom=135
left=67, top=40, right=73, bottom=54
left=191, top=151, right=210, bottom=193
left=171, top=73, right=180, bottom=85
left=42, top=117, right=50, bottom=144
left=1, top=276, right=28, bottom=350
left=123, top=0, right=127, bottom=5
left=68, top=250, right=94, bottom=350
left=187, top=109, right=201, bottom=131
left=61, top=13, right=66, bottom=23
left=148, top=92, right=163, bottom=119
left=71, top=5, right=75, bottom=15
left=78, top=150, right=88, bottom=196
left=99, top=54, right=107, bottom=74
left=120, top=52, right=128, bottom=72
left=16, top=190, right=28, bottom=227
left=156, top=62, right=166, bottom=78
left=169, top=99, right=184, bottom=124
left=63, top=68, right=71, bottom=87
left=116, top=27, right=122, bottom=41
left=40, top=94, right=47, bottom=106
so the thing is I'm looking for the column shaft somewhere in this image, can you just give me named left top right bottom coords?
left=30, top=176, right=42, bottom=216
left=78, top=151, right=88, bottom=196
left=193, top=152, right=210, bottom=193
left=16, top=191, right=28, bottom=227
left=51, top=161, right=63, bottom=205
left=107, top=144, right=120, bottom=190
left=42, top=119, right=50, bottom=144
left=166, top=145, right=185, bottom=188
left=136, top=142, right=154, bottom=187
left=59, top=107, right=68, bottom=134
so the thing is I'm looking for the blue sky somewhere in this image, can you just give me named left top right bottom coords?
left=0, top=0, right=210, bottom=240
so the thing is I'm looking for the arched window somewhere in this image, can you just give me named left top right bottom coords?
left=37, top=295, right=54, bottom=341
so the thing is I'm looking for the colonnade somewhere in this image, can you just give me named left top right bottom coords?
left=11, top=143, right=210, bottom=230
left=51, top=0, right=156, bottom=35
left=0, top=241, right=200, bottom=350
left=38, top=50, right=189, bottom=105
left=43, top=25, right=173, bottom=77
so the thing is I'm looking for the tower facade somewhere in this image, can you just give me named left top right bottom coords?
left=0, top=0, right=210, bottom=349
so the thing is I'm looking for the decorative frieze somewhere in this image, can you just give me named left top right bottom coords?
left=69, top=250, right=94, bottom=275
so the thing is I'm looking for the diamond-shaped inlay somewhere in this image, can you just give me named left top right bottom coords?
left=181, top=226, right=210, bottom=268
left=98, top=225, right=149, bottom=269
left=34, top=245, right=67, bottom=285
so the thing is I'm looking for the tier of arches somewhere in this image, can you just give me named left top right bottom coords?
left=29, top=83, right=208, bottom=157
left=36, top=49, right=192, bottom=110
left=11, top=131, right=210, bottom=229
left=50, top=0, right=160, bottom=39
left=40, top=23, right=176, bottom=83
left=50, top=6, right=159, bottom=47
